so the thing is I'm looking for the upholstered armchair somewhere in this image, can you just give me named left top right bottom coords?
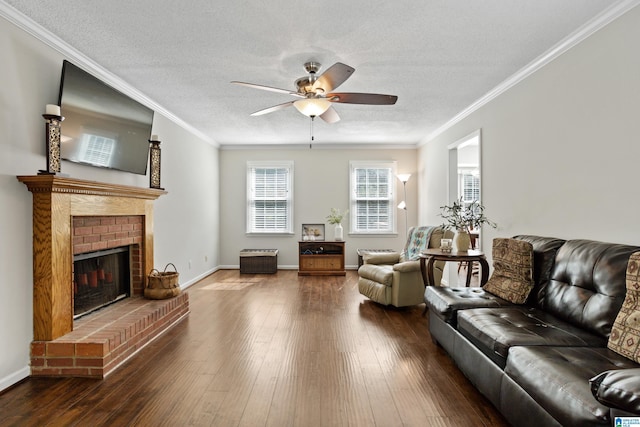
left=358, top=226, right=453, bottom=307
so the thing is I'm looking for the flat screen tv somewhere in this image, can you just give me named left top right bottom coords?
left=58, top=60, right=154, bottom=175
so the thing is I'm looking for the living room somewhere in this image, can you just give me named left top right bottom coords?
left=1, top=1, right=639, bottom=424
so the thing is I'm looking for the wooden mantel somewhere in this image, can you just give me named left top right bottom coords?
left=17, top=175, right=167, bottom=199
left=18, top=175, right=167, bottom=341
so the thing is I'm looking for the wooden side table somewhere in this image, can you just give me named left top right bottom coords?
left=419, top=248, right=489, bottom=287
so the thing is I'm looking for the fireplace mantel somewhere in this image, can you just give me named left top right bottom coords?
left=17, top=175, right=166, bottom=199
left=18, top=175, right=167, bottom=341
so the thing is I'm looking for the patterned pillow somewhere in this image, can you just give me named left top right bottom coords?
left=482, top=238, right=534, bottom=304
left=608, top=252, right=640, bottom=363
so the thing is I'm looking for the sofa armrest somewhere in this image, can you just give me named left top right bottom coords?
left=590, top=369, right=640, bottom=414
left=393, top=260, right=420, bottom=273
left=364, top=252, right=401, bottom=265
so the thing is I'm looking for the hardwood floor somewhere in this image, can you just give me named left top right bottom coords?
left=0, top=270, right=507, bottom=427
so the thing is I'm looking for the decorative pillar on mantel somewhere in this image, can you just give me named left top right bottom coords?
left=17, top=175, right=167, bottom=341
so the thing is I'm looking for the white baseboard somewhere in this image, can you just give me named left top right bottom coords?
left=0, top=366, right=30, bottom=393
left=180, top=267, right=219, bottom=290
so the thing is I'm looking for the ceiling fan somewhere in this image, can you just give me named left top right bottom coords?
left=231, top=62, right=398, bottom=123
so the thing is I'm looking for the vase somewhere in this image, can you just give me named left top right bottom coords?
left=454, top=229, right=471, bottom=252
left=334, top=223, right=344, bottom=241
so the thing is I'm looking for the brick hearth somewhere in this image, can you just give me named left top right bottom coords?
left=31, top=293, right=189, bottom=378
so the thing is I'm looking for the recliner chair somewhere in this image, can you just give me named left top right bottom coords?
left=358, top=226, right=452, bottom=307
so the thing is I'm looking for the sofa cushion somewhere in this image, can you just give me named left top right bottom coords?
left=608, top=251, right=640, bottom=363
left=512, top=235, right=566, bottom=305
left=505, top=346, right=639, bottom=427
left=393, top=260, right=420, bottom=273
left=423, top=235, right=565, bottom=326
left=457, top=307, right=606, bottom=367
left=358, top=277, right=391, bottom=305
left=424, top=286, right=512, bottom=326
left=590, top=368, right=640, bottom=414
left=483, top=238, right=534, bottom=304
left=544, top=240, right=640, bottom=339
left=363, top=252, right=400, bottom=265
left=357, top=264, right=393, bottom=286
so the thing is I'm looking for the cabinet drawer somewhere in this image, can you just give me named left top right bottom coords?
left=300, top=256, right=342, bottom=270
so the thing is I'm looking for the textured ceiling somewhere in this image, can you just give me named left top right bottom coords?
left=1, top=0, right=628, bottom=147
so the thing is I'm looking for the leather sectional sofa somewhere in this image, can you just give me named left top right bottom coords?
left=424, top=235, right=640, bottom=427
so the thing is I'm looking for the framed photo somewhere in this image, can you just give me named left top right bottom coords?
left=302, top=224, right=325, bottom=241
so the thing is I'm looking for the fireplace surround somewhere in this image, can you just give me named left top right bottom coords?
left=19, top=175, right=189, bottom=378
left=18, top=175, right=166, bottom=340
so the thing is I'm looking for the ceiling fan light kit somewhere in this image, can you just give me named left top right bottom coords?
left=232, top=61, right=398, bottom=124
left=293, top=98, right=331, bottom=117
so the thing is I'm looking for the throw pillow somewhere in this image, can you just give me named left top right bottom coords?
left=608, top=251, right=640, bottom=363
left=482, top=238, right=534, bottom=304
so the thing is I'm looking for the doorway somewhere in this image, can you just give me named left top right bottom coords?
left=446, top=129, right=481, bottom=285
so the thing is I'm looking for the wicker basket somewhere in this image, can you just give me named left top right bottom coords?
left=147, top=263, right=180, bottom=290
left=144, top=286, right=181, bottom=300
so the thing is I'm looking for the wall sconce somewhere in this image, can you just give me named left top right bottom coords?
left=39, top=104, right=64, bottom=175
left=149, top=135, right=163, bottom=189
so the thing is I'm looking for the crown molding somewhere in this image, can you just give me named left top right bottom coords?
left=419, top=0, right=640, bottom=146
left=0, top=2, right=217, bottom=147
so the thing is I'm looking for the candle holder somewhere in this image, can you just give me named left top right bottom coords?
left=39, top=113, right=64, bottom=175
left=149, top=138, right=163, bottom=189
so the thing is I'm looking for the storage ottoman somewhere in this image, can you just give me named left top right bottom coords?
left=239, top=249, right=278, bottom=274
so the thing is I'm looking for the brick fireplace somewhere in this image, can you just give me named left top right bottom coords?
left=72, top=216, right=142, bottom=318
left=18, top=175, right=189, bottom=378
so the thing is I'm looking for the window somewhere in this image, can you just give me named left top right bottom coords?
left=459, top=168, right=480, bottom=203
left=246, top=161, right=294, bottom=234
left=449, top=129, right=481, bottom=207
left=349, top=161, right=397, bottom=234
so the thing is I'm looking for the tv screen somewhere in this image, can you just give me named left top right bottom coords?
left=58, top=60, right=154, bottom=175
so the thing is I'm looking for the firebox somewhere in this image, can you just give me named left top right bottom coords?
left=73, top=246, right=131, bottom=318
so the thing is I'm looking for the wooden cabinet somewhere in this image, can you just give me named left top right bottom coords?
left=298, top=241, right=346, bottom=276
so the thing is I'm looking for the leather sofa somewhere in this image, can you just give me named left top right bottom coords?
left=424, top=235, right=640, bottom=427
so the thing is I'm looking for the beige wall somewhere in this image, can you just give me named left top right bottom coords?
left=0, top=15, right=219, bottom=390
left=220, top=147, right=418, bottom=268
left=419, top=5, right=640, bottom=253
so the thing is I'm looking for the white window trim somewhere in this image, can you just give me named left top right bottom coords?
left=349, top=160, right=398, bottom=235
left=246, top=160, right=294, bottom=235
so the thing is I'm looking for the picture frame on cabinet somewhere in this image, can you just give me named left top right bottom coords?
left=302, top=224, right=325, bottom=241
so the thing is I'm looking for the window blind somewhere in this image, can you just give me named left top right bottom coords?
left=247, top=162, right=293, bottom=233
left=350, top=161, right=396, bottom=234
left=461, top=172, right=480, bottom=203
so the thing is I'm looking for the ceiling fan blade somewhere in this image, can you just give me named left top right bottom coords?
left=327, top=92, right=398, bottom=105
left=250, top=101, right=294, bottom=116
left=231, top=81, right=302, bottom=97
left=313, top=63, right=355, bottom=93
left=319, top=106, right=340, bottom=124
